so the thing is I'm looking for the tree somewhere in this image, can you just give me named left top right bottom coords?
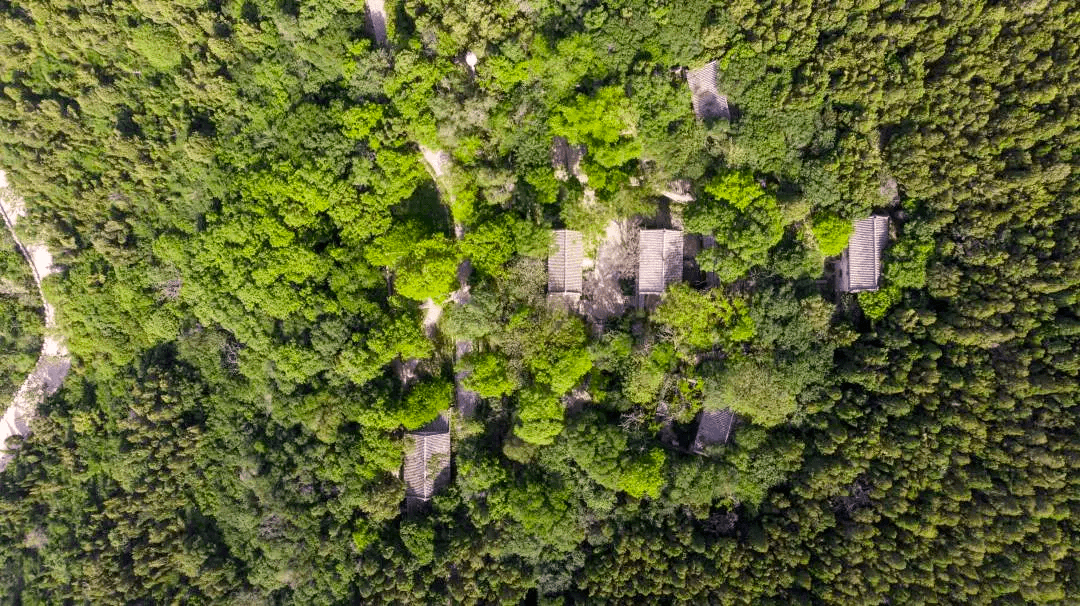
left=651, top=283, right=754, bottom=359
left=367, top=223, right=461, bottom=301
left=550, top=86, right=642, bottom=190
left=462, top=351, right=519, bottom=397
left=460, top=216, right=519, bottom=276
left=392, top=236, right=461, bottom=301
left=811, top=212, right=853, bottom=256
left=506, top=308, right=592, bottom=395
left=398, top=379, right=453, bottom=430
left=514, top=387, right=564, bottom=446
left=704, top=356, right=798, bottom=427
left=3, top=0, right=1080, bottom=602
left=564, top=415, right=668, bottom=499
left=685, top=172, right=785, bottom=282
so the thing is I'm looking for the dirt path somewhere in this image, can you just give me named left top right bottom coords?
left=419, top=145, right=458, bottom=217
left=365, top=0, right=388, bottom=47
left=0, top=170, right=70, bottom=472
left=416, top=147, right=481, bottom=416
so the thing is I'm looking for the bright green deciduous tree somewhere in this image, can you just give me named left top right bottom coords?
left=461, top=216, right=517, bottom=276
left=811, top=212, right=853, bottom=256
left=398, top=379, right=453, bottom=430
left=565, top=415, right=668, bottom=499
left=623, top=343, right=677, bottom=405
left=392, top=237, right=461, bottom=301
left=508, top=309, right=592, bottom=394
left=686, top=172, right=785, bottom=282
left=514, top=388, right=564, bottom=446
left=652, top=283, right=755, bottom=359
left=550, top=86, right=642, bottom=189
left=130, top=26, right=183, bottom=72
left=367, top=224, right=460, bottom=301
left=462, top=351, right=520, bottom=397
left=618, top=448, right=667, bottom=499
left=704, top=356, right=798, bottom=427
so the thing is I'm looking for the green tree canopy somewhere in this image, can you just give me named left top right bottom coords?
left=651, top=283, right=755, bottom=359
left=686, top=172, right=785, bottom=282
left=397, top=378, right=453, bottom=430
left=550, top=86, right=642, bottom=190
left=811, top=212, right=852, bottom=256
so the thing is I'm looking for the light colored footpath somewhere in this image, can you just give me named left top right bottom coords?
left=0, top=170, right=70, bottom=472
left=366, top=0, right=388, bottom=48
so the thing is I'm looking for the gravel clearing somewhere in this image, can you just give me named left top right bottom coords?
left=582, top=219, right=638, bottom=323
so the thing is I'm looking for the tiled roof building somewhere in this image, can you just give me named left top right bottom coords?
left=637, top=229, right=683, bottom=296
left=548, top=229, right=584, bottom=299
left=403, top=414, right=451, bottom=504
left=692, top=408, right=735, bottom=454
left=838, top=216, right=890, bottom=293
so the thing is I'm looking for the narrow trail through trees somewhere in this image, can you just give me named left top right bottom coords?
left=366, top=0, right=476, bottom=422
left=0, top=170, right=70, bottom=471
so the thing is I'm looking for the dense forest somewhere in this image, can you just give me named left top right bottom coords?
left=1, top=0, right=1078, bottom=603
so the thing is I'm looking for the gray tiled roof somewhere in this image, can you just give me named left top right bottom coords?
left=839, top=216, right=889, bottom=293
left=686, top=61, right=730, bottom=121
left=692, top=408, right=735, bottom=453
left=403, top=414, right=451, bottom=501
left=637, top=229, right=683, bottom=295
left=548, top=230, right=584, bottom=294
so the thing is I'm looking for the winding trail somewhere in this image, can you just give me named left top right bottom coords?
left=0, top=170, right=70, bottom=472
left=417, top=147, right=478, bottom=417
left=368, top=0, right=476, bottom=419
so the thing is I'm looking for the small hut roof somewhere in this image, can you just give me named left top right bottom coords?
left=637, top=229, right=683, bottom=295
left=840, top=215, right=889, bottom=293
left=403, top=413, right=451, bottom=501
left=692, top=408, right=735, bottom=453
left=686, top=61, right=730, bottom=121
left=548, top=230, right=584, bottom=295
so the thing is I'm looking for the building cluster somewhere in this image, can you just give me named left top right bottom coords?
left=401, top=56, right=893, bottom=505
